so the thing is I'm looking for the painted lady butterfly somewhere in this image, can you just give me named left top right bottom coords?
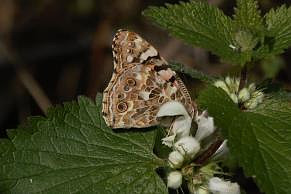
left=102, top=29, right=195, bottom=129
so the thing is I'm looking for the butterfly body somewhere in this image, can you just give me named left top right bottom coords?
left=102, top=30, right=195, bottom=129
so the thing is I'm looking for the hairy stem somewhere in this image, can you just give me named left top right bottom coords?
left=238, top=65, right=247, bottom=90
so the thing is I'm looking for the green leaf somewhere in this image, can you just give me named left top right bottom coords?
left=198, top=86, right=291, bottom=194
left=144, top=1, right=291, bottom=66
left=231, top=0, right=263, bottom=63
left=170, top=62, right=217, bottom=84
left=234, top=30, right=258, bottom=52
left=0, top=94, right=167, bottom=194
left=0, top=139, right=17, bottom=192
left=153, top=128, right=171, bottom=159
left=143, top=2, right=251, bottom=65
left=233, top=0, right=263, bottom=32
left=265, top=5, right=291, bottom=55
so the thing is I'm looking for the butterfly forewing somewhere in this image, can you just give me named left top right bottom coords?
left=102, top=30, right=194, bottom=129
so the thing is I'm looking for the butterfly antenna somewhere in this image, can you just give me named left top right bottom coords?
left=167, top=117, right=176, bottom=136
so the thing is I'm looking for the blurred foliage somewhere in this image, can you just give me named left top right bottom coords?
left=261, top=56, right=285, bottom=78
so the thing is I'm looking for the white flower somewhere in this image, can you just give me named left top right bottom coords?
left=229, top=93, right=238, bottom=104
left=208, top=177, right=240, bottom=194
left=252, top=91, right=264, bottom=104
left=174, top=136, right=200, bottom=158
left=225, top=76, right=232, bottom=87
left=172, top=115, right=192, bottom=138
left=162, top=115, right=192, bottom=147
left=161, top=135, right=176, bottom=147
left=244, top=98, right=258, bottom=109
left=214, top=77, right=243, bottom=104
left=243, top=89, right=264, bottom=109
left=167, top=171, right=183, bottom=189
left=238, top=87, right=250, bottom=102
left=225, top=77, right=239, bottom=93
left=168, top=151, right=184, bottom=168
left=234, top=79, right=240, bottom=93
left=157, top=101, right=192, bottom=147
left=157, top=101, right=189, bottom=118
left=214, top=80, right=230, bottom=94
left=195, top=111, right=216, bottom=141
left=248, top=83, right=256, bottom=93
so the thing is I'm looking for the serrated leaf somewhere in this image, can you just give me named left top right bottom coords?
left=231, top=0, right=263, bottom=62
left=0, top=139, right=17, bottom=192
left=265, top=5, right=291, bottom=55
left=234, top=0, right=263, bottom=32
left=170, top=62, right=217, bottom=84
left=0, top=94, right=167, bottom=194
left=143, top=2, right=253, bottom=65
left=198, top=86, right=291, bottom=194
left=234, top=30, right=258, bottom=52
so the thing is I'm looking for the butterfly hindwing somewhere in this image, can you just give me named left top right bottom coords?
left=102, top=30, right=195, bottom=129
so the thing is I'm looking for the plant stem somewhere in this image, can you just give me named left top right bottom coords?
left=238, top=65, right=247, bottom=90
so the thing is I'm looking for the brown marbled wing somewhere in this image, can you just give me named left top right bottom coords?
left=111, top=29, right=161, bottom=73
left=102, top=30, right=195, bottom=129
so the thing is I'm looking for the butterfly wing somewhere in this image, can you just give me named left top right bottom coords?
left=111, top=29, right=161, bottom=72
left=102, top=30, right=195, bottom=129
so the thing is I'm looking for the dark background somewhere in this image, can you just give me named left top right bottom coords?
left=0, top=0, right=290, bottom=193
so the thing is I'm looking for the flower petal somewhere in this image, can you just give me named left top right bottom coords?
left=208, top=177, right=240, bottom=194
left=159, top=101, right=192, bottom=147
left=157, top=101, right=189, bottom=118
left=195, top=111, right=216, bottom=141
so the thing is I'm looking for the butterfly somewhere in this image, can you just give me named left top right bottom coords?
left=102, top=29, right=195, bottom=129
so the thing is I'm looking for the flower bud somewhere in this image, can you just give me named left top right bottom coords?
left=234, top=78, right=240, bottom=92
left=214, top=80, right=229, bottom=94
left=225, top=77, right=239, bottom=93
left=252, top=91, right=264, bottom=103
left=248, top=83, right=256, bottom=93
left=225, top=76, right=232, bottom=86
left=167, top=171, right=183, bottom=189
left=208, top=177, right=240, bottom=194
left=244, top=90, right=264, bottom=109
left=174, top=136, right=200, bottom=158
left=229, top=93, right=238, bottom=104
left=244, top=98, right=258, bottom=109
left=168, top=151, right=184, bottom=168
left=238, top=87, right=250, bottom=102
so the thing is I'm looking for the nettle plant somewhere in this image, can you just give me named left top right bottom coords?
left=1, top=0, right=291, bottom=194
